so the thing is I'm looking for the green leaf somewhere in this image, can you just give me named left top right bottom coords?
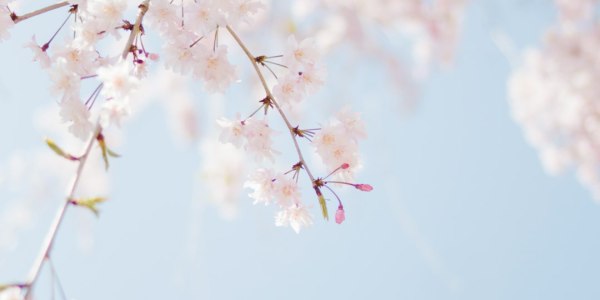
left=72, top=197, right=106, bottom=217
left=45, top=138, right=78, bottom=161
left=107, top=148, right=121, bottom=158
left=318, top=194, right=329, bottom=220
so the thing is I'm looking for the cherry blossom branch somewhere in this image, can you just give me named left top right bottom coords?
left=23, top=125, right=101, bottom=299
left=225, top=25, right=329, bottom=217
left=22, top=2, right=151, bottom=298
left=11, top=2, right=70, bottom=24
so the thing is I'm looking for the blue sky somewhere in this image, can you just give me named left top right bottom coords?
left=2, top=1, right=600, bottom=299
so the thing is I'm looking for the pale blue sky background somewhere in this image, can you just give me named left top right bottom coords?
left=2, top=1, right=600, bottom=299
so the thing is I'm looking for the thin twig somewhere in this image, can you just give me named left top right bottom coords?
left=47, top=257, right=68, bottom=300
left=24, top=124, right=101, bottom=299
left=13, top=2, right=70, bottom=24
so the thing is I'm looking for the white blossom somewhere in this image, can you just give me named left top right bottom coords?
left=59, top=94, right=94, bottom=140
left=275, top=205, right=313, bottom=234
left=217, top=114, right=245, bottom=147
left=49, top=62, right=81, bottom=97
left=273, top=174, right=302, bottom=207
left=313, top=108, right=366, bottom=180
left=0, top=287, right=23, bottom=300
left=284, top=35, right=318, bottom=68
left=244, top=168, right=277, bottom=205
left=194, top=46, right=237, bottom=93
left=243, top=118, right=277, bottom=161
left=99, top=99, right=130, bottom=128
left=146, top=0, right=180, bottom=33
left=52, top=38, right=99, bottom=76
left=97, top=61, right=139, bottom=100
left=199, top=139, right=246, bottom=219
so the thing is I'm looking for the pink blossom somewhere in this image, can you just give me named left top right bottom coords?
left=195, top=46, right=237, bottom=93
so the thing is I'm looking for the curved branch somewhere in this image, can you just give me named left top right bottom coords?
left=226, top=25, right=329, bottom=218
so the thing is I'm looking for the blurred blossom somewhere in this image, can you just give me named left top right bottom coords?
left=198, top=139, right=246, bottom=220
left=509, top=1, right=600, bottom=200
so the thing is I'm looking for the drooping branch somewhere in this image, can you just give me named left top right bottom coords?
left=22, top=1, right=151, bottom=298
left=226, top=25, right=329, bottom=219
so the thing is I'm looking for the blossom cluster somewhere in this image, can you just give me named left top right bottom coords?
left=214, top=31, right=370, bottom=232
left=313, top=108, right=368, bottom=180
left=147, top=0, right=265, bottom=92
left=292, top=0, right=467, bottom=76
left=22, top=1, right=145, bottom=140
left=1, top=0, right=372, bottom=237
left=0, top=0, right=376, bottom=298
left=509, top=0, right=600, bottom=200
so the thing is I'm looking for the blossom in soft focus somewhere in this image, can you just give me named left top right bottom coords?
left=0, top=287, right=22, bottom=300
left=145, top=0, right=179, bottom=33
left=217, top=115, right=245, bottom=147
left=59, top=94, right=93, bottom=140
left=0, top=6, right=14, bottom=42
left=555, top=0, right=597, bottom=24
left=97, top=61, right=139, bottom=100
left=99, top=99, right=130, bottom=129
left=85, top=0, right=128, bottom=35
left=49, top=63, right=80, bottom=97
left=195, top=46, right=237, bottom=93
left=52, top=38, right=99, bottom=76
left=199, top=139, right=246, bottom=220
left=245, top=168, right=277, bottom=205
left=509, top=1, right=600, bottom=200
left=24, top=35, right=50, bottom=68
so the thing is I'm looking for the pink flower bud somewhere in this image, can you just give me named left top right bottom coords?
left=341, top=163, right=350, bottom=169
left=335, top=206, right=345, bottom=224
left=355, top=184, right=373, bottom=192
